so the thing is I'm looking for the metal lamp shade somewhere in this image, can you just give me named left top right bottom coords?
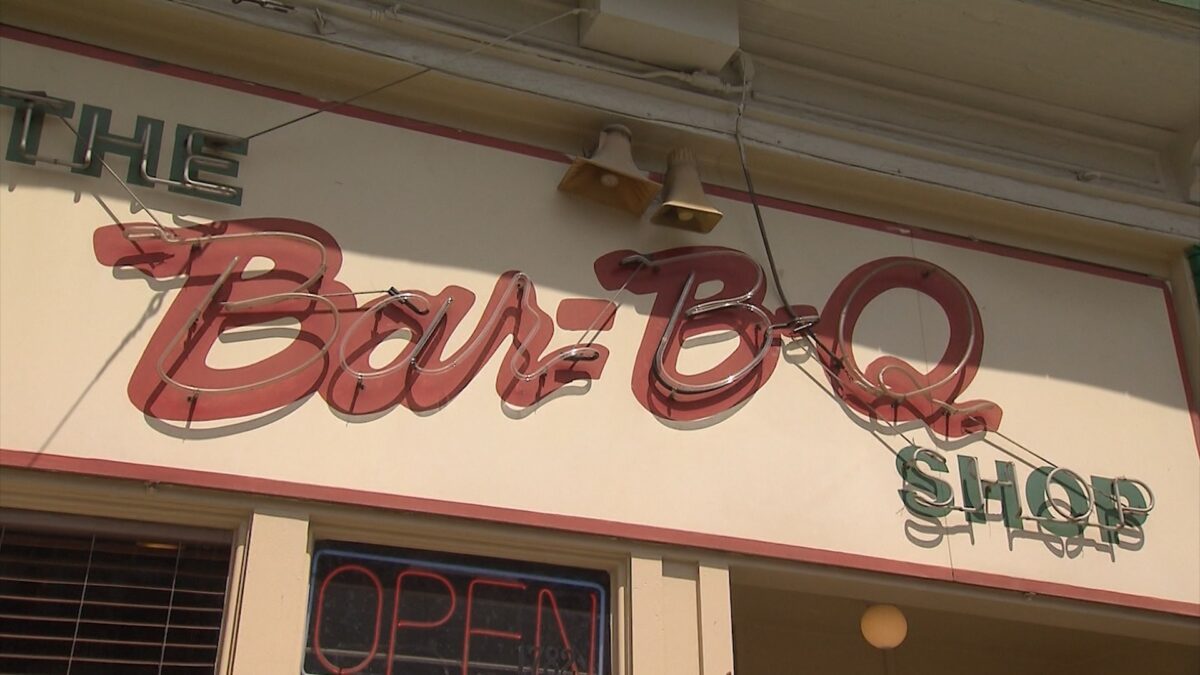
left=649, top=148, right=723, bottom=233
left=558, top=124, right=660, bottom=216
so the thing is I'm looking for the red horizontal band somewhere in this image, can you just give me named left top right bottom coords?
left=2, top=448, right=1197, bottom=618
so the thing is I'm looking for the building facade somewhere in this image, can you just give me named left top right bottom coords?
left=1, top=1, right=1198, bottom=673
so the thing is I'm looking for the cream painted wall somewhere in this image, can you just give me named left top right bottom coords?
left=0, top=37, right=1197, bottom=618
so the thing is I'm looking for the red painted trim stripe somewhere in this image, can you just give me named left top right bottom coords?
left=2, top=449, right=1197, bottom=618
left=3, top=25, right=1199, bottom=615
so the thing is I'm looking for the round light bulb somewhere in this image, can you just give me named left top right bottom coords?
left=860, top=604, right=907, bottom=649
left=676, top=209, right=695, bottom=222
left=600, top=173, right=619, bottom=188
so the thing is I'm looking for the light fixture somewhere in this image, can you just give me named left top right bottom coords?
left=557, top=124, right=660, bottom=215
left=650, top=147, right=723, bottom=232
left=860, top=604, right=907, bottom=649
left=136, top=541, right=180, bottom=551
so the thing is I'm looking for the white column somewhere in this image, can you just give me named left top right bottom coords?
left=630, top=554, right=735, bottom=675
left=227, top=508, right=311, bottom=675
left=630, top=554, right=667, bottom=674
left=697, top=562, right=735, bottom=675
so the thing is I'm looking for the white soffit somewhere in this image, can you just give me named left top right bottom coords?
left=6, top=0, right=1195, bottom=241
left=741, top=0, right=1200, bottom=132
left=580, top=0, right=739, bottom=72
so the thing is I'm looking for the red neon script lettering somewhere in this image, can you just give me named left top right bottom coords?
left=462, top=578, right=525, bottom=675
left=327, top=271, right=609, bottom=415
left=532, top=588, right=595, bottom=675
left=593, top=247, right=815, bottom=422
left=95, top=220, right=1000, bottom=437
left=387, top=570, right=456, bottom=675
left=812, top=257, right=1001, bottom=437
left=312, top=564, right=383, bottom=674
left=93, top=218, right=355, bottom=421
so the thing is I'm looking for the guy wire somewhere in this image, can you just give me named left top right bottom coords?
left=58, top=117, right=168, bottom=233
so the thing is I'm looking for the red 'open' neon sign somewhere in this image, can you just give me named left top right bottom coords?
left=304, top=543, right=609, bottom=675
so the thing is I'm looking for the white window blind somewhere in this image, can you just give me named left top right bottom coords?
left=0, top=514, right=232, bottom=675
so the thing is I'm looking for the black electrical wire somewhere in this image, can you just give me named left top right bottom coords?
left=734, top=130, right=799, bottom=324
left=732, top=55, right=839, bottom=365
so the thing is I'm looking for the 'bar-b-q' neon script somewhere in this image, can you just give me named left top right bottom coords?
left=93, top=217, right=1002, bottom=435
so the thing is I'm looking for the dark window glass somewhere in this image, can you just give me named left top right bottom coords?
left=0, top=521, right=232, bottom=675
left=304, top=541, right=610, bottom=675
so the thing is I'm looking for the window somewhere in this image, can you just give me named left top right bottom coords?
left=304, top=541, right=611, bottom=675
left=0, top=512, right=233, bottom=675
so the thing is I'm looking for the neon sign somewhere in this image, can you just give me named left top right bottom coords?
left=92, top=217, right=1001, bottom=436
left=305, top=543, right=609, bottom=675
left=92, top=219, right=1159, bottom=551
